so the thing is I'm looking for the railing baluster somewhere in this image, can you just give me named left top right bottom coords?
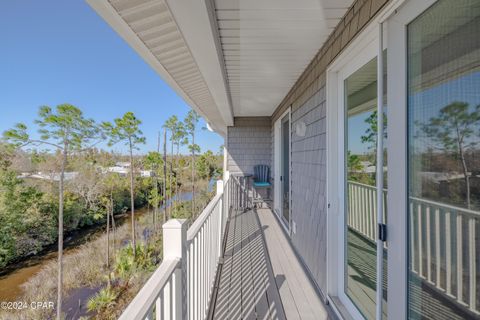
left=468, top=217, right=476, bottom=312
left=348, top=183, right=351, bottom=227
left=188, top=242, right=193, bottom=320
left=172, top=268, right=182, bottom=320
left=446, top=211, right=452, bottom=296
left=418, top=203, right=424, bottom=278
left=194, top=236, right=198, bottom=320
left=363, top=187, right=368, bottom=237
left=426, top=206, right=432, bottom=283
left=366, top=187, right=371, bottom=239
left=456, top=214, right=463, bottom=303
left=156, top=289, right=163, bottom=320
left=355, top=185, right=360, bottom=233
left=163, top=277, right=171, bottom=320
left=201, top=225, right=206, bottom=318
left=410, top=202, right=416, bottom=273
left=348, top=184, right=351, bottom=227
left=435, top=208, right=442, bottom=290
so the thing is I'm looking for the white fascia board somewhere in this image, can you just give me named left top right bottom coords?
left=165, top=0, right=234, bottom=127
left=85, top=0, right=227, bottom=136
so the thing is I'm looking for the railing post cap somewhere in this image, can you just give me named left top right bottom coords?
left=163, top=219, right=187, bottom=229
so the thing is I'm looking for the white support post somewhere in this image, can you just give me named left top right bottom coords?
left=163, top=219, right=187, bottom=320
left=216, top=180, right=224, bottom=196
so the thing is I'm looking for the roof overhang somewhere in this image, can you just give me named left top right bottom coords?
left=86, top=0, right=353, bottom=133
left=86, top=0, right=233, bottom=135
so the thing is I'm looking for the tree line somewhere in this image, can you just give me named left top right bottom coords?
left=1, top=104, right=221, bottom=319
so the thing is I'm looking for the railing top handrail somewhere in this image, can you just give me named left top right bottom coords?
left=187, top=188, right=223, bottom=241
left=410, top=196, right=480, bottom=217
left=347, top=180, right=388, bottom=192
left=118, top=258, right=180, bottom=320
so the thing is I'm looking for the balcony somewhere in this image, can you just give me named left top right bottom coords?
left=116, top=174, right=478, bottom=320
left=117, top=175, right=331, bottom=320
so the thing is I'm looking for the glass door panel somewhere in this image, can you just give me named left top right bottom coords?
left=407, top=0, right=480, bottom=319
left=345, top=55, right=388, bottom=319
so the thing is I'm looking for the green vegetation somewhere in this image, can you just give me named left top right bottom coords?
left=0, top=105, right=222, bottom=319
left=102, top=112, right=146, bottom=257
left=418, top=101, right=480, bottom=209
left=3, top=105, right=103, bottom=318
left=185, top=110, right=201, bottom=217
left=87, top=288, right=118, bottom=313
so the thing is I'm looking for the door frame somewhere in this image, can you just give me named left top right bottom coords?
left=274, top=107, right=292, bottom=234
left=326, top=24, right=380, bottom=320
left=325, top=1, right=406, bottom=318
left=386, top=1, right=437, bottom=319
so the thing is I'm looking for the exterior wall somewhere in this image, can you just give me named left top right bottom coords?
left=226, top=117, right=271, bottom=175
left=270, top=0, right=391, bottom=296
left=289, top=88, right=328, bottom=291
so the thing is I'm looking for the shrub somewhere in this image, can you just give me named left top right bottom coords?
left=87, top=287, right=117, bottom=312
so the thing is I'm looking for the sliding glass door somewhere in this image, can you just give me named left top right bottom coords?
left=406, top=1, right=480, bottom=319
left=281, top=113, right=290, bottom=227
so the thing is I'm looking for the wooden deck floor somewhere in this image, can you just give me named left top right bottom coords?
left=210, top=208, right=332, bottom=320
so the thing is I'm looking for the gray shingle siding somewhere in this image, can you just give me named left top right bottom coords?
left=290, top=88, right=328, bottom=291
left=227, top=117, right=271, bottom=175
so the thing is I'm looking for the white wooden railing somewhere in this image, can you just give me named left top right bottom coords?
left=119, top=176, right=239, bottom=320
left=348, top=181, right=479, bottom=314
left=410, top=197, right=478, bottom=314
left=347, top=181, right=387, bottom=242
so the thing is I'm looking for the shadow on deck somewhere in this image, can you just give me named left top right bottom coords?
left=209, top=208, right=333, bottom=320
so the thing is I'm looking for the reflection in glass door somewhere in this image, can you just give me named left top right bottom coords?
left=407, top=1, right=480, bottom=319
left=281, top=114, right=290, bottom=227
left=344, top=55, right=388, bottom=319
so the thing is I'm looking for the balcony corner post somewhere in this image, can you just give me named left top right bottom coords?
left=163, top=219, right=188, bottom=320
left=216, top=180, right=224, bottom=195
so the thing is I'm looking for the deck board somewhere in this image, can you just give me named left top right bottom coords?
left=211, top=209, right=286, bottom=319
left=257, top=208, right=333, bottom=320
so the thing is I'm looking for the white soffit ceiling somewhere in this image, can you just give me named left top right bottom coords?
left=214, top=0, right=353, bottom=116
left=86, top=0, right=232, bottom=134
left=88, top=0, right=354, bottom=130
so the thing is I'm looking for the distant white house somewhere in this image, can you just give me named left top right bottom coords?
left=104, top=165, right=152, bottom=178
left=19, top=171, right=79, bottom=182
left=420, top=171, right=473, bottom=183
left=140, top=170, right=153, bottom=177
left=106, top=166, right=129, bottom=176
left=115, top=162, right=130, bottom=168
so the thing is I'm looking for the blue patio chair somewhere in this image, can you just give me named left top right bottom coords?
left=253, top=165, right=272, bottom=207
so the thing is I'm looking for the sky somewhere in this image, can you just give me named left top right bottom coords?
left=0, top=0, right=224, bottom=155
